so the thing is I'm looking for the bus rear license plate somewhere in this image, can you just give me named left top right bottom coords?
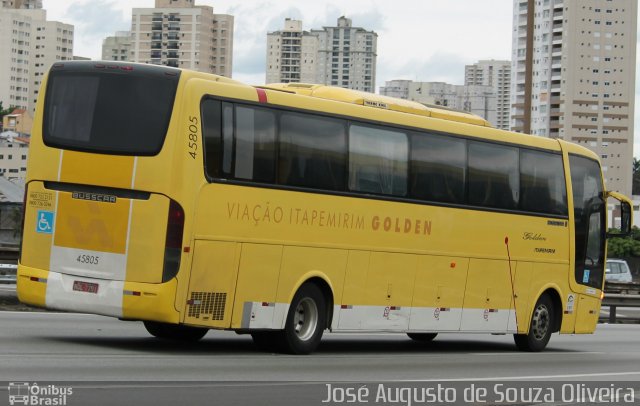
left=73, top=281, right=99, bottom=294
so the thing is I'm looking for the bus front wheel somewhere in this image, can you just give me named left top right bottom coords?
left=513, top=294, right=554, bottom=352
left=279, top=283, right=326, bottom=354
left=143, top=321, right=208, bottom=342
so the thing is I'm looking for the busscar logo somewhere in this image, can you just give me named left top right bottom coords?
left=71, top=191, right=117, bottom=203
left=8, top=382, right=73, bottom=405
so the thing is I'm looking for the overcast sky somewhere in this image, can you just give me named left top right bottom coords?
left=41, top=0, right=640, bottom=156
left=42, top=0, right=515, bottom=86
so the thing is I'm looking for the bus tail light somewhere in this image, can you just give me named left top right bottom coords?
left=162, top=199, right=185, bottom=282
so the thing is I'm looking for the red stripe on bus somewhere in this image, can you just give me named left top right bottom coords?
left=256, top=88, right=268, bottom=103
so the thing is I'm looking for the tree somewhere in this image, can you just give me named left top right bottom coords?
left=633, top=158, right=640, bottom=195
left=0, top=101, right=14, bottom=117
left=607, top=234, right=640, bottom=258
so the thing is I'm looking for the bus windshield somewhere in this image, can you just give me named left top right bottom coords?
left=43, top=63, right=180, bottom=156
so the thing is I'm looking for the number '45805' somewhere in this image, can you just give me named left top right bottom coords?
left=77, top=255, right=99, bottom=265
left=188, top=116, right=198, bottom=159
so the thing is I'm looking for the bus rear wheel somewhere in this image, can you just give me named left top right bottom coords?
left=514, top=294, right=554, bottom=352
left=407, top=333, right=438, bottom=342
left=278, top=283, right=326, bottom=354
left=143, top=321, right=208, bottom=342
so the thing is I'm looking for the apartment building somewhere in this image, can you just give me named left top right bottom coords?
left=266, top=17, right=377, bottom=92
left=379, top=80, right=497, bottom=125
left=1, top=0, right=41, bottom=8
left=266, top=19, right=319, bottom=84
left=102, top=31, right=131, bottom=62
left=511, top=0, right=637, bottom=196
left=0, top=135, right=28, bottom=180
left=0, top=1, right=73, bottom=113
left=465, top=60, right=511, bottom=130
left=131, top=0, right=233, bottom=76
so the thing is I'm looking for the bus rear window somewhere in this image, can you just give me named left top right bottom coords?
left=43, top=64, right=180, bottom=156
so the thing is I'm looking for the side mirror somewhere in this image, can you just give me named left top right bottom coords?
left=606, top=191, right=632, bottom=238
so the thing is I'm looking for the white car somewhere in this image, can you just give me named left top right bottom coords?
left=605, top=259, right=633, bottom=283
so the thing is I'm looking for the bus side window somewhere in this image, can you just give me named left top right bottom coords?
left=520, top=149, right=568, bottom=215
left=410, top=132, right=466, bottom=204
left=234, top=105, right=276, bottom=183
left=201, top=99, right=222, bottom=179
left=278, top=112, right=347, bottom=191
left=468, top=141, right=519, bottom=210
left=348, top=125, right=408, bottom=197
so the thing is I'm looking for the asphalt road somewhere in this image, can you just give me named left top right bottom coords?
left=1, top=311, right=640, bottom=405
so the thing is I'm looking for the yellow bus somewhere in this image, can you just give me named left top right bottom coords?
left=18, top=61, right=632, bottom=354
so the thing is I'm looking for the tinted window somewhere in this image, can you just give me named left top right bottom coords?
left=234, top=106, right=276, bottom=183
left=222, top=103, right=233, bottom=174
left=349, top=125, right=408, bottom=196
left=468, top=141, right=519, bottom=209
left=410, top=133, right=466, bottom=204
left=520, top=149, right=568, bottom=215
left=570, top=155, right=605, bottom=288
left=201, top=99, right=222, bottom=178
left=278, top=112, right=346, bottom=191
left=43, top=65, right=179, bottom=155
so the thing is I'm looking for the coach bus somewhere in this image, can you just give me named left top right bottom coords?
left=17, top=61, right=631, bottom=354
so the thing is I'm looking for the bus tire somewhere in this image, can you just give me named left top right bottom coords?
left=407, top=333, right=438, bottom=342
left=513, top=294, right=554, bottom=352
left=143, top=321, right=208, bottom=342
left=278, top=283, right=326, bottom=355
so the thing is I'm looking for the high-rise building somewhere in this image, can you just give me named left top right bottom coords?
left=380, top=80, right=497, bottom=125
left=465, top=60, right=511, bottom=130
left=266, top=17, right=377, bottom=92
left=131, top=0, right=233, bottom=76
left=377, top=79, right=411, bottom=100
left=266, top=19, right=319, bottom=84
left=0, top=3, right=73, bottom=113
left=511, top=0, right=637, bottom=196
left=102, top=31, right=131, bottom=62
left=1, top=0, right=41, bottom=9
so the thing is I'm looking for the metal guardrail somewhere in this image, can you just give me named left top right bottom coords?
left=0, top=263, right=17, bottom=284
left=601, top=282, right=640, bottom=323
left=602, top=293, right=640, bottom=323
left=605, top=281, right=640, bottom=295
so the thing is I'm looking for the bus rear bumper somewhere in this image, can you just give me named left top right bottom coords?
left=17, top=264, right=179, bottom=323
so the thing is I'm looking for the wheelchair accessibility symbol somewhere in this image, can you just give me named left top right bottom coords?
left=36, top=210, right=54, bottom=234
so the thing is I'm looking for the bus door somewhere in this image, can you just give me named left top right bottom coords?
left=568, top=155, right=606, bottom=332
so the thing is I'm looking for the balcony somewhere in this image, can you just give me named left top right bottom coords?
left=151, top=42, right=162, bottom=50
left=167, top=52, right=179, bottom=59
left=152, top=23, right=162, bottom=31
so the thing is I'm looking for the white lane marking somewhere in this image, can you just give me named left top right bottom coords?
left=389, top=371, right=640, bottom=382
left=469, top=351, right=604, bottom=356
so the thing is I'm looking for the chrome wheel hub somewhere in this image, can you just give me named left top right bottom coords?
left=293, top=298, right=318, bottom=341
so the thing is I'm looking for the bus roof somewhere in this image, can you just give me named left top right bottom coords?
left=260, top=83, right=492, bottom=128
